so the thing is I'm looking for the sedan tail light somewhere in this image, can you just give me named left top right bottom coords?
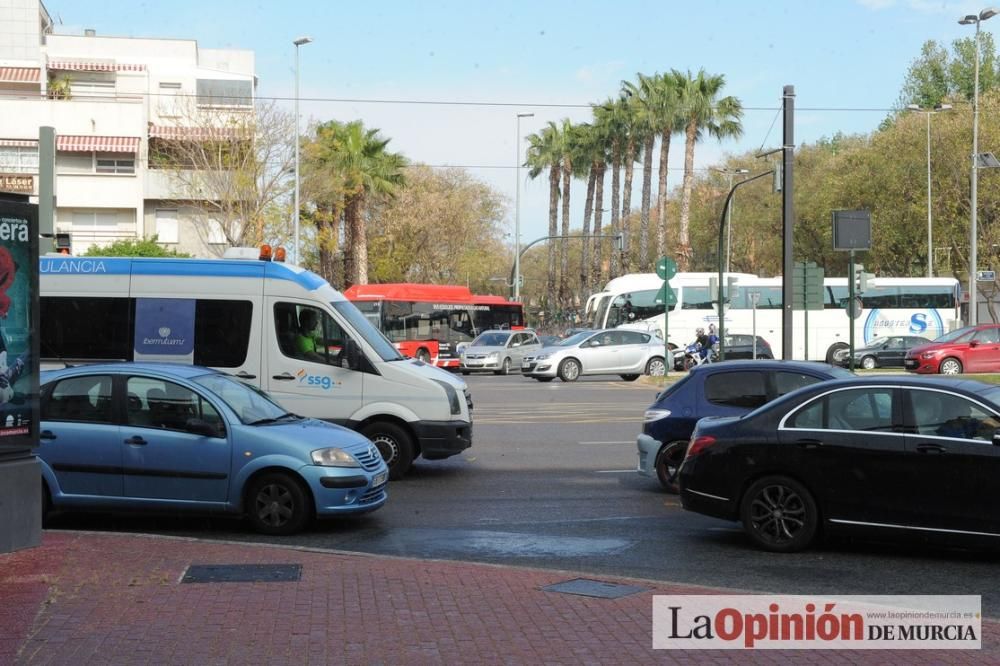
left=686, top=435, right=717, bottom=458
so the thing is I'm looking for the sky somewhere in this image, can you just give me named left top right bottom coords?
left=43, top=0, right=1000, bottom=243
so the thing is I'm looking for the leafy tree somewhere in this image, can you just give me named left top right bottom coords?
left=83, top=236, right=191, bottom=257
left=898, top=40, right=952, bottom=109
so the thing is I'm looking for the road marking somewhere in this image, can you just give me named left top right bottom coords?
left=594, top=469, right=634, bottom=474
left=579, top=440, right=632, bottom=445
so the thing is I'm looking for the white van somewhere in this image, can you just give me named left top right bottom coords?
left=39, top=252, right=472, bottom=479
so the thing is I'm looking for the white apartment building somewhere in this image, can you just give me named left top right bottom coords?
left=0, top=0, right=256, bottom=256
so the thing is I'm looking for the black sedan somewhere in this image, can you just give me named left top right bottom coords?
left=832, top=335, right=931, bottom=369
left=679, top=376, right=1000, bottom=552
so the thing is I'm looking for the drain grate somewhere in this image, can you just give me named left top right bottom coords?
left=181, top=564, right=302, bottom=584
left=542, top=577, right=649, bottom=599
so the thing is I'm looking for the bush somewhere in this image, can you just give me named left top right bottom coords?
left=82, top=236, right=191, bottom=258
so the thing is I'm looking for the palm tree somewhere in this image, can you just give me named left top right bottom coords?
left=594, top=97, right=629, bottom=278
left=558, top=119, right=579, bottom=307
left=650, top=72, right=685, bottom=260
left=304, top=120, right=407, bottom=286
left=526, top=122, right=564, bottom=311
left=622, top=74, right=658, bottom=271
left=674, top=69, right=744, bottom=270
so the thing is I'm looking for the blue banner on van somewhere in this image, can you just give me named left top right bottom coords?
left=134, top=298, right=195, bottom=360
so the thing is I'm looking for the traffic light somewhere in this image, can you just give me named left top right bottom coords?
left=853, top=264, right=874, bottom=293
left=55, top=232, right=71, bottom=255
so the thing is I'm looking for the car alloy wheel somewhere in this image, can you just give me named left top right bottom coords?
left=741, top=476, right=818, bottom=553
left=558, top=359, right=580, bottom=382
left=646, top=357, right=666, bottom=376
left=655, top=440, right=687, bottom=493
left=861, top=356, right=876, bottom=370
left=939, top=358, right=962, bottom=375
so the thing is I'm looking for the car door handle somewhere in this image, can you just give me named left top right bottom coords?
left=916, top=443, right=946, bottom=454
left=272, top=372, right=296, bottom=381
left=234, top=371, right=257, bottom=380
left=39, top=430, right=56, bottom=440
left=795, top=438, right=823, bottom=449
left=124, top=435, right=147, bottom=446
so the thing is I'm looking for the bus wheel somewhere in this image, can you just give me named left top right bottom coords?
left=363, top=422, right=414, bottom=480
left=826, top=343, right=848, bottom=365
left=416, top=348, right=432, bottom=364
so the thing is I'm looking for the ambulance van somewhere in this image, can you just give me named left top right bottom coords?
left=39, top=250, right=472, bottom=479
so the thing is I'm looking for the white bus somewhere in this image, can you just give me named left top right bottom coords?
left=590, top=272, right=961, bottom=363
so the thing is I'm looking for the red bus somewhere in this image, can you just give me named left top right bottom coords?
left=343, top=283, right=525, bottom=369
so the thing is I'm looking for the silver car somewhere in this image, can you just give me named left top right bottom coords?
left=521, top=329, right=669, bottom=382
left=460, top=330, right=542, bottom=375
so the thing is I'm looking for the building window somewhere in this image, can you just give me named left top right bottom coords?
left=158, top=82, right=182, bottom=117
left=96, top=156, right=135, bottom=174
left=66, top=71, right=115, bottom=97
left=72, top=210, right=122, bottom=230
left=155, top=209, right=179, bottom=244
left=196, top=78, right=252, bottom=107
left=207, top=219, right=226, bottom=245
left=0, top=146, right=39, bottom=173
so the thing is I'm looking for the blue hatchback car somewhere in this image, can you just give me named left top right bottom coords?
left=636, top=360, right=852, bottom=492
left=37, top=363, right=388, bottom=534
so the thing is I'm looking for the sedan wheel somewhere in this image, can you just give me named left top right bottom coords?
left=860, top=356, right=876, bottom=370
left=645, top=357, right=666, bottom=376
left=939, top=357, right=963, bottom=375
left=495, top=357, right=511, bottom=376
left=740, top=476, right=818, bottom=552
left=655, top=441, right=687, bottom=493
left=558, top=359, right=581, bottom=382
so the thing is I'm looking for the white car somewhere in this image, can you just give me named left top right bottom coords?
left=460, top=330, right=542, bottom=375
left=521, top=329, right=669, bottom=382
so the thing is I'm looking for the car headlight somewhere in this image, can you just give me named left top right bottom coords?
left=921, top=351, right=938, bottom=359
left=311, top=447, right=360, bottom=467
left=432, top=379, right=462, bottom=415
left=536, top=353, right=550, bottom=361
left=644, top=409, right=672, bottom=423
left=487, top=351, right=499, bottom=360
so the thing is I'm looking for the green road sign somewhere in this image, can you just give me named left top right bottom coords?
left=792, top=260, right=825, bottom=311
left=655, top=283, right=677, bottom=306
left=655, top=256, right=677, bottom=281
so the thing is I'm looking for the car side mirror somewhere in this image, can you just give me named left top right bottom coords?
left=344, top=338, right=362, bottom=371
left=186, top=418, right=221, bottom=438
left=970, top=340, right=980, bottom=348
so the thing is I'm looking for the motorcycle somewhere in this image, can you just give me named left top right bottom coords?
left=680, top=340, right=719, bottom=371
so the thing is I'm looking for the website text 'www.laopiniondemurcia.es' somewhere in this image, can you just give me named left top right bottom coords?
left=652, top=595, right=981, bottom=650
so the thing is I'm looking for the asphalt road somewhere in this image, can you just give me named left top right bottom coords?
left=48, top=372, right=1000, bottom=616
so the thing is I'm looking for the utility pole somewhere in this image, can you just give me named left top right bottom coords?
left=781, top=85, right=795, bottom=360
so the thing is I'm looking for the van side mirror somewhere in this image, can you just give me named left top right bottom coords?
left=344, top=338, right=362, bottom=371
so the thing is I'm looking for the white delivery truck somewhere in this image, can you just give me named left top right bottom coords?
left=39, top=250, right=472, bottom=479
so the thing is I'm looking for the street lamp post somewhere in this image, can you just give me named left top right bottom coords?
left=906, top=103, right=951, bottom=278
left=713, top=167, right=749, bottom=274
left=959, top=8, right=997, bottom=325
left=513, top=112, right=534, bottom=302
left=292, top=36, right=313, bottom=265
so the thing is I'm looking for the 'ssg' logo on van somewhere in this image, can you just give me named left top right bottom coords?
left=295, top=369, right=339, bottom=390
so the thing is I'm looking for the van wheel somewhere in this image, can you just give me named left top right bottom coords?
left=363, top=422, right=414, bottom=480
left=246, top=472, right=311, bottom=535
left=416, top=348, right=431, bottom=363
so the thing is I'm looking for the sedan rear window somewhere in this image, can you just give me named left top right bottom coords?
left=705, top=371, right=767, bottom=408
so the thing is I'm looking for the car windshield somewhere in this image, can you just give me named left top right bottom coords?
left=472, top=332, right=511, bottom=346
left=933, top=327, right=975, bottom=344
left=558, top=331, right=594, bottom=347
left=193, top=373, right=294, bottom=425
left=330, top=300, right=404, bottom=361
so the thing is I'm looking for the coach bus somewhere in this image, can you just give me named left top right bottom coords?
left=344, top=283, right=525, bottom=369
left=589, top=272, right=960, bottom=363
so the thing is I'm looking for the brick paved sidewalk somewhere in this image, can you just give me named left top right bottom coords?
left=0, top=532, right=996, bottom=665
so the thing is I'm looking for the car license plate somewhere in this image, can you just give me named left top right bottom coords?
left=373, top=471, right=387, bottom=486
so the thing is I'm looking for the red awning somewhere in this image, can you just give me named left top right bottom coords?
left=0, top=138, right=38, bottom=148
left=148, top=125, right=244, bottom=141
left=56, top=135, right=140, bottom=153
left=47, top=61, right=146, bottom=73
left=0, top=67, right=41, bottom=83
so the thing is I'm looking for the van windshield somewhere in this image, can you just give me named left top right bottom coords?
left=331, top=301, right=404, bottom=361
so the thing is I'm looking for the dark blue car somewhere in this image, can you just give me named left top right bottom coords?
left=636, top=360, right=852, bottom=492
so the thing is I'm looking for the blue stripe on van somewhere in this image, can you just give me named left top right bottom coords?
left=38, top=257, right=330, bottom=292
